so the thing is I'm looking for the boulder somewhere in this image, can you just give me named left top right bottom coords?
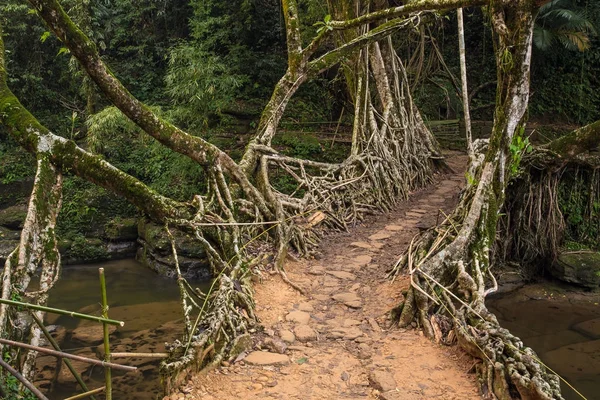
left=550, top=252, right=600, bottom=289
left=0, top=204, right=27, bottom=229
left=104, top=217, right=139, bottom=241
left=0, top=238, right=18, bottom=263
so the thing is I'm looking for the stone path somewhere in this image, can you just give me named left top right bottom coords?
left=166, top=154, right=481, bottom=400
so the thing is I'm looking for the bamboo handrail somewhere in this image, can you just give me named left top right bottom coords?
left=0, top=338, right=137, bottom=372
left=111, top=352, right=168, bottom=359
left=0, top=298, right=124, bottom=326
left=64, top=386, right=106, bottom=400
left=99, top=268, right=113, bottom=400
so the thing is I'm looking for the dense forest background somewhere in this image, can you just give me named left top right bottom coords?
left=1, top=0, right=598, bottom=256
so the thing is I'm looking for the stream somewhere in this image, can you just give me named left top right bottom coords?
left=487, top=283, right=600, bottom=400
left=38, top=259, right=211, bottom=400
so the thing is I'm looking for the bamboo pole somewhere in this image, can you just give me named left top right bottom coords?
left=111, top=352, right=168, bottom=359
left=0, top=298, right=124, bottom=326
left=0, top=338, right=136, bottom=372
left=64, top=386, right=106, bottom=400
left=0, top=357, right=49, bottom=400
left=30, top=313, right=97, bottom=400
left=99, top=268, right=112, bottom=400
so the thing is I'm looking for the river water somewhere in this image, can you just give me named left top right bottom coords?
left=487, top=283, right=600, bottom=400
left=40, top=259, right=211, bottom=400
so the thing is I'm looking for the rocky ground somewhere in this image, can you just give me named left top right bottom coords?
left=165, top=153, right=481, bottom=400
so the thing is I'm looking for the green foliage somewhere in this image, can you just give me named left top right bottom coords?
left=508, top=131, right=532, bottom=177
left=534, top=0, right=596, bottom=52
left=1, top=352, right=37, bottom=400
left=189, top=0, right=286, bottom=100
left=165, top=45, right=244, bottom=128
left=314, top=14, right=333, bottom=34
left=558, top=168, right=600, bottom=250
left=275, top=132, right=323, bottom=160
left=0, top=136, right=35, bottom=184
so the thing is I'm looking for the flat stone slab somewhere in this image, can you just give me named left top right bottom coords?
left=343, top=319, right=361, bottom=327
left=353, top=254, right=372, bottom=266
left=326, top=271, right=356, bottom=280
left=323, top=277, right=341, bottom=287
left=351, top=241, right=373, bottom=249
left=308, top=266, right=325, bottom=275
left=405, top=212, right=425, bottom=218
left=369, top=232, right=391, bottom=241
left=369, top=370, right=397, bottom=391
left=384, top=225, right=403, bottom=231
left=410, top=209, right=427, bottom=214
left=286, top=311, right=311, bottom=324
left=329, top=326, right=363, bottom=340
left=402, top=220, right=419, bottom=226
left=294, top=325, right=317, bottom=342
left=298, top=302, right=314, bottom=312
left=279, top=329, right=296, bottom=344
left=332, top=292, right=362, bottom=308
left=244, top=351, right=290, bottom=366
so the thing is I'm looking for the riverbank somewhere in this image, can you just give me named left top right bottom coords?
left=487, top=280, right=600, bottom=400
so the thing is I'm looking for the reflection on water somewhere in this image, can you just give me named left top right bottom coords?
left=487, top=285, right=600, bottom=400
left=42, top=259, right=211, bottom=400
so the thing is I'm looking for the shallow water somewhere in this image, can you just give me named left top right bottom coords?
left=41, top=259, right=211, bottom=400
left=487, top=285, right=600, bottom=400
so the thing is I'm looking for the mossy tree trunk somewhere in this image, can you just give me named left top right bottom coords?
left=390, top=1, right=565, bottom=398
left=0, top=154, right=63, bottom=382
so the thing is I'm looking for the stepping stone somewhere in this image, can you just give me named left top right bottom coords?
left=294, top=325, right=317, bottom=342
left=323, top=277, right=340, bottom=287
left=371, top=242, right=384, bottom=249
left=351, top=241, right=373, bottom=249
left=332, top=292, right=362, bottom=308
left=343, top=319, right=361, bottom=327
left=369, top=232, right=391, bottom=241
left=326, top=271, right=356, bottom=280
left=313, top=294, right=329, bottom=301
left=244, top=351, right=290, bottom=366
left=286, top=311, right=311, bottom=324
left=402, top=220, right=419, bottom=226
left=298, top=302, right=314, bottom=312
left=410, top=209, right=428, bottom=214
left=406, top=212, right=424, bottom=218
left=329, top=326, right=364, bottom=340
left=384, top=225, right=403, bottom=231
left=279, top=329, right=296, bottom=344
left=353, top=254, right=372, bottom=266
left=308, top=266, right=325, bottom=275
left=369, top=370, right=397, bottom=391
left=350, top=283, right=361, bottom=292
